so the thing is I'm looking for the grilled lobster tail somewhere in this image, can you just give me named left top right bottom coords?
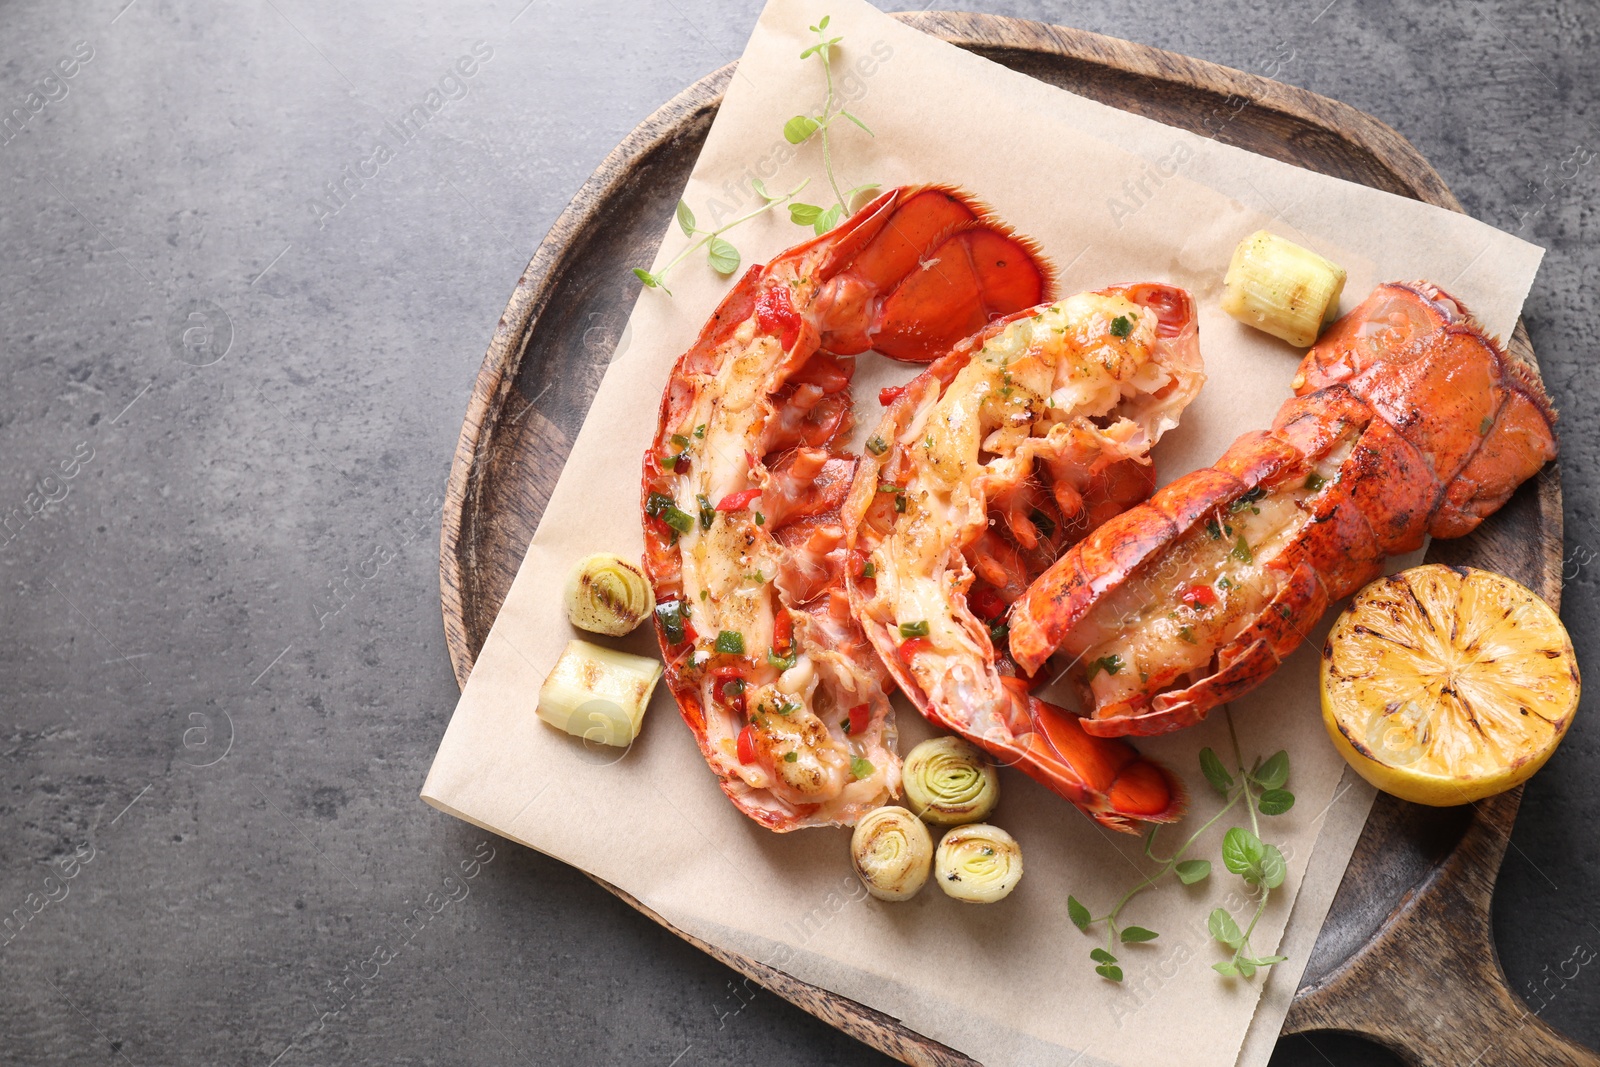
left=1008, top=281, right=1558, bottom=737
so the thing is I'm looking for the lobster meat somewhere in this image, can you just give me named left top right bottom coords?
left=1009, top=281, right=1559, bottom=737
left=845, top=285, right=1205, bottom=830
left=641, top=186, right=1051, bottom=830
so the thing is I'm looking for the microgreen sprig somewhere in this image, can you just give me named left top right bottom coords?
left=784, top=16, right=878, bottom=235
left=633, top=178, right=810, bottom=294
left=1068, top=709, right=1295, bottom=983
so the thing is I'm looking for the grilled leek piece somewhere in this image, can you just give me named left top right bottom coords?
left=1221, top=230, right=1346, bottom=348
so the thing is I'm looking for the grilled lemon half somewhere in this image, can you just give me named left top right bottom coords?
left=1320, top=564, right=1579, bottom=806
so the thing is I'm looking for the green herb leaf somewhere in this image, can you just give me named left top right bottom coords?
left=1095, top=963, right=1124, bottom=982
left=1230, top=534, right=1253, bottom=563
left=675, top=199, right=696, bottom=237
left=1222, top=827, right=1265, bottom=880
left=850, top=756, right=875, bottom=780
left=694, top=423, right=706, bottom=438
left=1068, top=895, right=1092, bottom=932
left=633, top=267, right=660, bottom=288
left=1090, top=948, right=1117, bottom=964
left=840, top=109, right=874, bottom=135
left=714, top=630, right=746, bottom=655
left=1120, top=926, right=1159, bottom=943
left=697, top=494, right=715, bottom=530
left=783, top=751, right=798, bottom=762
left=860, top=560, right=875, bottom=579
left=899, top=620, right=930, bottom=639
left=1208, top=908, right=1244, bottom=949
left=1109, top=314, right=1133, bottom=338
left=1199, top=747, right=1234, bottom=794
left=1304, top=472, right=1326, bottom=491
left=865, top=434, right=888, bottom=456
left=1254, top=750, right=1290, bottom=790
left=784, top=115, right=821, bottom=144
left=751, top=177, right=778, bottom=202
left=1253, top=955, right=1288, bottom=966
left=1236, top=958, right=1257, bottom=978
left=789, top=201, right=824, bottom=225
left=1258, top=843, right=1287, bottom=890
left=1258, top=788, right=1296, bottom=815
left=1212, top=960, right=1240, bottom=977
left=768, top=647, right=798, bottom=671
left=1175, top=859, right=1212, bottom=885
left=814, top=203, right=844, bottom=235
left=707, top=236, right=741, bottom=276
left=1206, top=518, right=1222, bottom=540
left=655, top=600, right=688, bottom=645
left=1085, top=653, right=1124, bottom=680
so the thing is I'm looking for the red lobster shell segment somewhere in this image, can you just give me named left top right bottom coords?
left=642, top=186, right=1054, bottom=830
left=844, top=283, right=1205, bottom=830
left=1008, top=281, right=1558, bottom=738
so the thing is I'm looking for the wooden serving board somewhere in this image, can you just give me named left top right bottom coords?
left=438, top=13, right=1586, bottom=1066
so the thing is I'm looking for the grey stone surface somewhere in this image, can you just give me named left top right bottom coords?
left=0, top=1, right=1593, bottom=1065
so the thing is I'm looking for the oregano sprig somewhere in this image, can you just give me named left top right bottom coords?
left=1068, top=709, right=1295, bottom=983
left=1208, top=713, right=1293, bottom=979
left=633, top=178, right=810, bottom=294
left=784, top=16, right=878, bottom=235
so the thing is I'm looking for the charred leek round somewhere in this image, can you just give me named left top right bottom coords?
left=565, top=553, right=655, bottom=635
left=1221, top=230, right=1346, bottom=348
left=903, top=737, right=1000, bottom=826
left=935, top=823, right=1022, bottom=903
left=850, top=806, right=933, bottom=902
left=536, top=639, right=662, bottom=747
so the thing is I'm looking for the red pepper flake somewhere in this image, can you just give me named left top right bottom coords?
left=1182, top=584, right=1218, bottom=609
left=898, top=636, right=932, bottom=664
left=772, top=610, right=794, bottom=656
left=716, top=488, right=762, bottom=512
left=755, top=286, right=802, bottom=351
left=847, top=703, right=871, bottom=736
left=736, top=724, right=757, bottom=765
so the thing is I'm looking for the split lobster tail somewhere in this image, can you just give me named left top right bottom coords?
left=845, top=280, right=1205, bottom=830
left=642, top=186, right=1055, bottom=831
left=1008, top=281, right=1558, bottom=738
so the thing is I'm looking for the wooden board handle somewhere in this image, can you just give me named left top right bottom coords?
left=1286, top=789, right=1600, bottom=1065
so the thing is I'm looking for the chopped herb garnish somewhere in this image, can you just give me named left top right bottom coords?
left=866, top=434, right=888, bottom=456
left=714, top=630, right=746, bottom=655
left=694, top=423, right=706, bottom=439
left=645, top=491, right=674, bottom=517
left=768, top=647, right=798, bottom=671
left=754, top=511, right=766, bottom=526
left=1110, top=314, right=1133, bottom=338
left=1206, top=519, right=1222, bottom=540
left=894, top=494, right=907, bottom=513
left=697, top=494, right=715, bottom=530
left=877, top=484, right=903, bottom=494
left=860, top=561, right=876, bottom=579
left=1086, top=653, right=1125, bottom=680
left=655, top=600, right=689, bottom=645
left=1230, top=487, right=1266, bottom=514
left=657, top=503, right=693, bottom=535
left=1231, top=535, right=1253, bottom=563
left=783, top=751, right=798, bottom=763
left=1178, top=626, right=1197, bottom=644
left=670, top=433, right=691, bottom=449
left=661, top=454, right=677, bottom=471
left=851, top=756, right=875, bottom=780
left=988, top=620, right=1009, bottom=647
left=1217, top=576, right=1233, bottom=590
left=1304, top=472, right=1326, bottom=491
left=899, top=620, right=930, bottom=639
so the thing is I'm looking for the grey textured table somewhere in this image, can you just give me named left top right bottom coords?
left=1, top=1, right=1594, bottom=1064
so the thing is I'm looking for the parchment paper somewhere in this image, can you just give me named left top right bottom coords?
left=422, top=2, right=1543, bottom=1063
